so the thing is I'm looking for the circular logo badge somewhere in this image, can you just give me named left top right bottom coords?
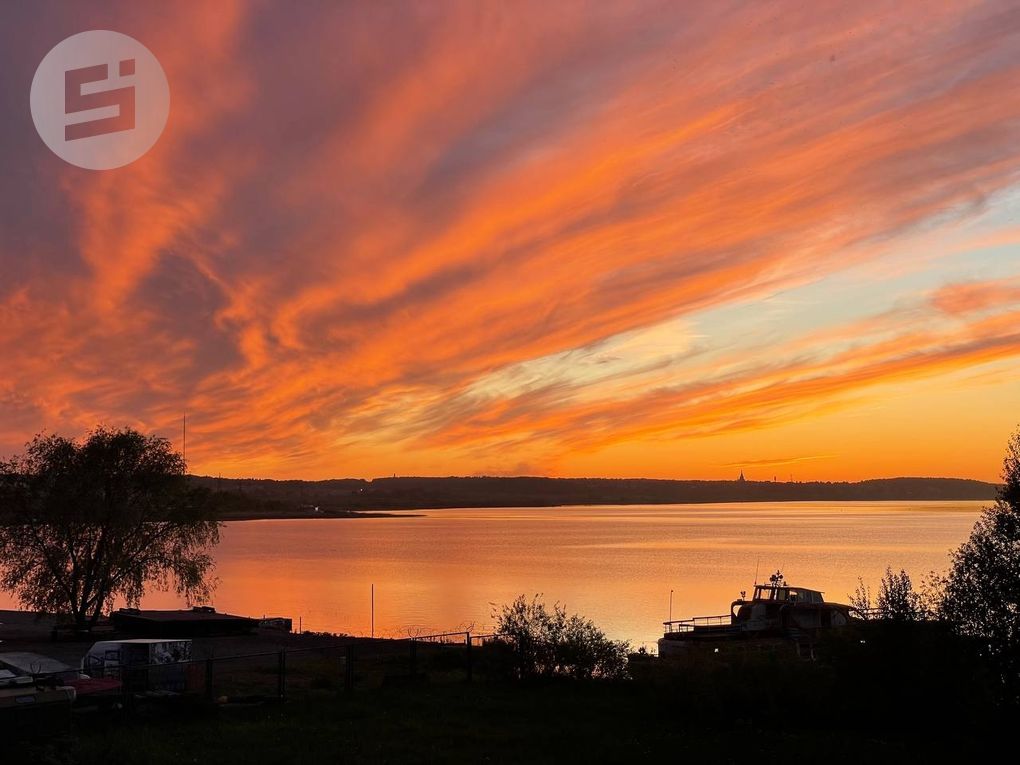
left=30, top=30, right=169, bottom=170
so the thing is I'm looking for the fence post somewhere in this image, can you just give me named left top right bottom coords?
left=277, top=650, right=287, bottom=701
left=205, top=658, right=214, bottom=701
left=465, top=632, right=473, bottom=682
left=344, top=644, right=354, bottom=691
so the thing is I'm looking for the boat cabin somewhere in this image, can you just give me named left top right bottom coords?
left=748, top=584, right=825, bottom=605
left=732, top=584, right=844, bottom=632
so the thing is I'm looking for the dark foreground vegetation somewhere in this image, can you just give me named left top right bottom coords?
left=8, top=620, right=1012, bottom=764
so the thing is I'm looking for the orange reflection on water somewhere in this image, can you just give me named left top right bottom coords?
left=113, top=501, right=983, bottom=649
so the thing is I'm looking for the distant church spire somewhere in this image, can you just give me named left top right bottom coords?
left=738, top=470, right=746, bottom=482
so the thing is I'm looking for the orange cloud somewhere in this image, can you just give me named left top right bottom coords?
left=2, top=1, right=1020, bottom=480
left=932, top=279, right=1020, bottom=315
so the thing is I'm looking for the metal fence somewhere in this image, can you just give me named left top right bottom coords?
left=24, top=631, right=495, bottom=709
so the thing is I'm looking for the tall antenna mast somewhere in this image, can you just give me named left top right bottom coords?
left=183, top=412, right=187, bottom=466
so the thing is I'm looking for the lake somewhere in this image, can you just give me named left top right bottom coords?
left=0, top=501, right=987, bottom=649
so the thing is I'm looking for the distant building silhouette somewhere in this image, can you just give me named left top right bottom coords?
left=738, top=470, right=746, bottom=482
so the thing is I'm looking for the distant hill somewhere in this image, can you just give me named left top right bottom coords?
left=191, top=475, right=1000, bottom=519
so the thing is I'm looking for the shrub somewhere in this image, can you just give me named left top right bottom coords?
left=849, top=567, right=923, bottom=620
left=492, top=595, right=629, bottom=681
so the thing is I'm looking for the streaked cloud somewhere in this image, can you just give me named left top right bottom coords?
left=1, top=0, right=1019, bottom=480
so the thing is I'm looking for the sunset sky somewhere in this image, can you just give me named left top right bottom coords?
left=1, top=0, right=1019, bottom=481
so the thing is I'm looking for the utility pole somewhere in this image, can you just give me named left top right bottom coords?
left=371, top=583, right=375, bottom=638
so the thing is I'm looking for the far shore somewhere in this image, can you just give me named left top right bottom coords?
left=199, top=475, right=999, bottom=521
left=218, top=509, right=422, bottom=521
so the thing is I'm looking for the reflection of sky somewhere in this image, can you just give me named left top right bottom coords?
left=1, top=1, right=1019, bottom=480
left=0, top=503, right=982, bottom=648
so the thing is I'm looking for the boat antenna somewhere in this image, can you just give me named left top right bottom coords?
left=753, top=557, right=760, bottom=586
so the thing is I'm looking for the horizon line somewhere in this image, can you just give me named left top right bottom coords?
left=188, top=473, right=1002, bottom=485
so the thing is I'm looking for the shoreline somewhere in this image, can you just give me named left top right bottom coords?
left=213, top=495, right=993, bottom=521
left=198, top=475, right=1000, bottom=521
left=216, top=509, right=424, bottom=521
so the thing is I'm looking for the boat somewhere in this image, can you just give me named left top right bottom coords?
left=658, top=574, right=857, bottom=658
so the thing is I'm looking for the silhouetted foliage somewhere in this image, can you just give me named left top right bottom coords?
left=0, top=427, right=220, bottom=631
left=939, top=428, right=1020, bottom=690
left=878, top=568, right=923, bottom=620
left=848, top=578, right=873, bottom=614
left=492, top=595, right=629, bottom=680
left=850, top=567, right=925, bottom=621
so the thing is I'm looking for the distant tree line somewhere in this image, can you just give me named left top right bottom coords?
left=188, top=474, right=999, bottom=515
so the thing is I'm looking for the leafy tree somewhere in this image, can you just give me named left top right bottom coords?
left=940, top=428, right=1020, bottom=686
left=0, top=427, right=220, bottom=632
left=493, top=595, right=629, bottom=680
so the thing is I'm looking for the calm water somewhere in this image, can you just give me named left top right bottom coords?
left=0, top=502, right=986, bottom=649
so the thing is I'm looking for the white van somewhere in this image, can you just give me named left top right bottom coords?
left=83, top=639, right=192, bottom=692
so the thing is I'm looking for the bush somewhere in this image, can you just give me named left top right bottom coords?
left=491, top=595, right=629, bottom=680
left=850, top=567, right=925, bottom=620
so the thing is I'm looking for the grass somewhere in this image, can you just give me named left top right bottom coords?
left=9, top=624, right=1012, bottom=763
left=9, top=682, right=949, bottom=765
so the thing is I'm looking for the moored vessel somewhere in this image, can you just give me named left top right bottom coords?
left=658, top=573, right=857, bottom=658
